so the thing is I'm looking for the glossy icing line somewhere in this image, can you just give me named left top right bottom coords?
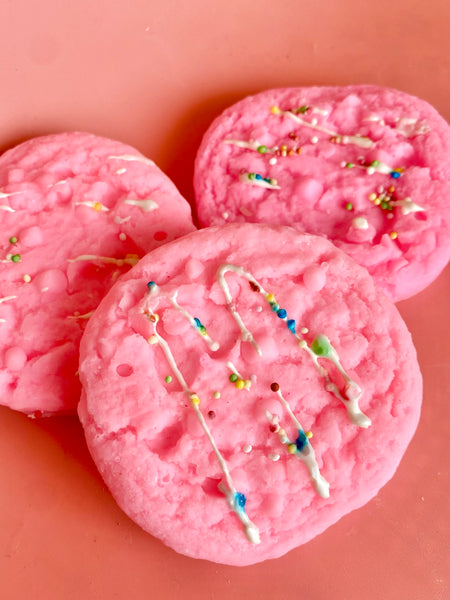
left=169, top=292, right=220, bottom=351
left=123, top=198, right=159, bottom=212
left=67, top=254, right=139, bottom=266
left=143, top=283, right=260, bottom=545
left=271, top=106, right=374, bottom=148
left=108, top=154, right=156, bottom=166
left=0, top=295, right=17, bottom=304
left=217, top=264, right=371, bottom=428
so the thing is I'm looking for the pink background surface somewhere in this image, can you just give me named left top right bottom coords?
left=0, top=1, right=449, bottom=599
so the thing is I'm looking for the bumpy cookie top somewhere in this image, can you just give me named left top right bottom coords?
left=0, top=132, right=195, bottom=413
left=194, top=85, right=450, bottom=301
left=79, top=223, right=422, bottom=565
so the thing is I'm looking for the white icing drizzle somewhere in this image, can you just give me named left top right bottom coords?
left=114, top=215, right=131, bottom=224
left=142, top=293, right=260, bottom=546
left=363, top=114, right=385, bottom=126
left=0, top=205, right=15, bottom=213
left=67, top=311, right=94, bottom=320
left=277, top=109, right=374, bottom=148
left=391, top=198, right=425, bottom=215
left=108, top=154, right=156, bottom=166
left=224, top=139, right=263, bottom=151
left=217, top=264, right=370, bottom=427
left=116, top=168, right=127, bottom=175
left=352, top=217, right=369, bottom=230
left=395, top=117, right=430, bottom=138
left=123, top=198, right=159, bottom=212
left=0, top=295, right=17, bottom=304
left=67, top=254, right=139, bottom=266
left=74, top=201, right=110, bottom=211
left=265, top=400, right=329, bottom=498
left=217, top=265, right=263, bottom=355
left=169, top=292, right=220, bottom=351
left=239, top=173, right=280, bottom=190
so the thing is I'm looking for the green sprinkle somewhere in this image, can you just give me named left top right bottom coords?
left=298, top=105, right=309, bottom=114
left=165, top=375, right=172, bottom=384
left=199, top=326, right=207, bottom=335
left=229, top=373, right=238, bottom=383
left=345, top=202, right=353, bottom=211
left=370, top=160, right=380, bottom=167
left=257, top=145, right=268, bottom=154
left=11, top=254, right=21, bottom=263
left=346, top=162, right=354, bottom=169
left=9, top=236, right=18, bottom=244
left=248, top=172, right=256, bottom=180
left=311, top=335, right=333, bottom=358
left=380, top=200, right=389, bottom=210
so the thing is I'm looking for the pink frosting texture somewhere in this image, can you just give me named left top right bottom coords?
left=194, top=85, right=450, bottom=301
left=78, top=224, right=422, bottom=565
left=0, top=133, right=195, bottom=414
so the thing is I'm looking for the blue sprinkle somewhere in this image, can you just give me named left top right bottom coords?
left=193, top=317, right=202, bottom=328
left=277, top=308, right=287, bottom=319
left=235, top=492, right=247, bottom=511
left=271, top=303, right=280, bottom=312
left=147, top=281, right=155, bottom=290
left=296, top=430, right=308, bottom=451
left=390, top=171, right=401, bottom=179
left=287, top=319, right=296, bottom=333
left=255, top=173, right=263, bottom=180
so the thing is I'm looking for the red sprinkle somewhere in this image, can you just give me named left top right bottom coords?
left=154, top=231, right=168, bottom=242
left=270, top=382, right=280, bottom=392
left=207, top=410, right=216, bottom=419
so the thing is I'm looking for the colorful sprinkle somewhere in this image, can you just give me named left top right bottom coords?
left=207, top=410, right=216, bottom=419
left=229, top=373, right=238, bottom=383
left=277, top=308, right=287, bottom=319
left=165, top=375, right=172, bottom=383
left=295, top=430, right=308, bottom=452
left=190, top=393, right=200, bottom=406
left=270, top=382, right=280, bottom=392
left=235, top=378, right=245, bottom=390
left=213, top=391, right=221, bottom=400
left=257, top=145, right=268, bottom=154
left=305, top=431, right=313, bottom=439
left=23, top=274, right=31, bottom=283
left=93, top=202, right=103, bottom=212
left=11, top=254, right=20, bottom=263
left=270, top=106, right=280, bottom=115
left=243, top=444, right=253, bottom=453
left=9, top=236, right=17, bottom=244
left=234, top=492, right=246, bottom=510
left=287, top=319, right=296, bottom=333
left=345, top=202, right=353, bottom=211
left=390, top=231, right=398, bottom=240
left=311, top=335, right=333, bottom=357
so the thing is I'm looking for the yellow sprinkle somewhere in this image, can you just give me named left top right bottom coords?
left=266, top=293, right=275, bottom=303
left=271, top=178, right=278, bottom=186
left=93, top=202, right=103, bottom=212
left=212, top=391, right=221, bottom=400
left=148, top=335, right=158, bottom=344
left=298, top=340, right=307, bottom=349
left=369, top=193, right=377, bottom=201
left=287, top=444, right=297, bottom=454
left=374, top=198, right=381, bottom=206
left=305, top=431, right=313, bottom=439
left=270, top=106, right=280, bottom=115
left=190, top=394, right=200, bottom=406
left=390, top=231, right=398, bottom=240
left=235, top=378, right=245, bottom=390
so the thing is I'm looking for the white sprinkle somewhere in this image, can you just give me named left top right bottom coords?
left=352, top=217, right=369, bottom=230
left=340, top=161, right=347, bottom=168
left=222, top=212, right=229, bottom=220
left=119, top=232, right=127, bottom=241
left=311, top=118, right=318, bottom=126
left=300, top=326, right=309, bottom=334
left=123, top=198, right=158, bottom=212
left=298, top=340, right=307, bottom=349
left=23, top=274, right=31, bottom=283
left=268, top=453, right=280, bottom=462
left=255, top=305, right=263, bottom=313
left=269, top=157, right=277, bottom=165
left=367, top=167, right=375, bottom=175
left=148, top=335, right=158, bottom=344
left=243, top=444, right=253, bottom=454
left=116, top=168, right=127, bottom=175
left=41, top=287, right=49, bottom=292
left=311, top=136, right=319, bottom=144
left=213, top=391, right=221, bottom=400
left=0, top=295, right=17, bottom=304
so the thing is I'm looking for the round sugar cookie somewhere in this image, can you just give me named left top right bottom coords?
left=194, top=85, right=450, bottom=301
left=0, top=132, right=195, bottom=414
left=78, top=223, right=422, bottom=565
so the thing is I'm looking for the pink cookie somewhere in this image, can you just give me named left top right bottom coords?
left=194, top=85, right=450, bottom=301
left=78, top=223, right=422, bottom=565
left=0, top=132, right=195, bottom=414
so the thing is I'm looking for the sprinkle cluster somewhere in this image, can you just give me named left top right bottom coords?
left=246, top=172, right=278, bottom=186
